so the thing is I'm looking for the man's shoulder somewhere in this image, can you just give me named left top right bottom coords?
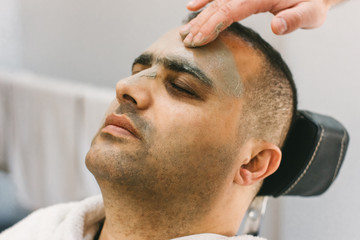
left=0, top=195, right=104, bottom=240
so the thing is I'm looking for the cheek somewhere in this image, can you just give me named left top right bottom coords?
left=154, top=102, right=214, bottom=142
left=152, top=98, right=239, bottom=148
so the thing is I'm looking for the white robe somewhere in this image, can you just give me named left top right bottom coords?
left=0, top=195, right=266, bottom=240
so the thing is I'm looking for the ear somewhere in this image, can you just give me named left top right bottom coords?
left=234, top=141, right=281, bottom=186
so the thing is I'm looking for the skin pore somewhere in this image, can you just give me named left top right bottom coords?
left=85, top=27, right=281, bottom=240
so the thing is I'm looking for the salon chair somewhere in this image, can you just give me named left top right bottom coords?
left=243, top=110, right=350, bottom=235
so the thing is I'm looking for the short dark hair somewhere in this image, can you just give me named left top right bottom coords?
left=186, top=13, right=297, bottom=146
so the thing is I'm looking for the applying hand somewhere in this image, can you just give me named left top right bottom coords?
left=180, top=0, right=344, bottom=47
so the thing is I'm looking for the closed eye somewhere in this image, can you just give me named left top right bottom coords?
left=170, top=82, right=196, bottom=96
left=165, top=78, right=201, bottom=100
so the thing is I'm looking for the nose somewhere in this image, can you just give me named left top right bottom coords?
left=115, top=74, right=153, bottom=110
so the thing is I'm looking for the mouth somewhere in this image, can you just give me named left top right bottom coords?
left=101, top=113, right=140, bottom=139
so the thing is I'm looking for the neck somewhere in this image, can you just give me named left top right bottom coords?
left=97, top=179, right=213, bottom=240
left=97, top=178, right=252, bottom=240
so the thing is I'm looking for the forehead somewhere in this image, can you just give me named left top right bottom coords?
left=145, top=28, right=245, bottom=97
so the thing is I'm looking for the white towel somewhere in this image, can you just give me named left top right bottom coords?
left=0, top=71, right=113, bottom=209
left=0, top=195, right=105, bottom=240
left=0, top=195, right=266, bottom=240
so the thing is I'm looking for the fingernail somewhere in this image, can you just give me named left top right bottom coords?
left=183, top=32, right=194, bottom=46
left=187, top=0, right=195, bottom=8
left=193, top=32, right=204, bottom=45
left=275, top=17, right=287, bottom=34
left=180, top=24, right=191, bottom=37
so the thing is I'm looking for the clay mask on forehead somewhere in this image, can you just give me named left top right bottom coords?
left=138, top=67, right=158, bottom=79
left=125, top=66, right=159, bottom=86
left=145, top=28, right=243, bottom=97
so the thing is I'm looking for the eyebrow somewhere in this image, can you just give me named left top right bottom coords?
left=132, top=53, right=214, bottom=87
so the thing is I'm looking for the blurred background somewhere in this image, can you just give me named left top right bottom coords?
left=0, top=0, right=359, bottom=239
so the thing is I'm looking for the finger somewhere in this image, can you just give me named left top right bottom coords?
left=187, top=0, right=213, bottom=11
left=271, top=2, right=327, bottom=35
left=188, top=9, right=236, bottom=46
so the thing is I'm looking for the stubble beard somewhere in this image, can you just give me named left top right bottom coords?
left=85, top=106, right=239, bottom=229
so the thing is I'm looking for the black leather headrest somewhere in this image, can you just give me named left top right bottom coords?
left=258, top=110, right=350, bottom=197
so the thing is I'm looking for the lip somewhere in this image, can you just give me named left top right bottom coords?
left=101, top=113, right=140, bottom=139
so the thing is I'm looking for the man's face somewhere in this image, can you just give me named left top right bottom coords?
left=86, top=28, right=261, bottom=208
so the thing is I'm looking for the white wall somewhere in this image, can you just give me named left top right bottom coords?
left=1, top=0, right=359, bottom=239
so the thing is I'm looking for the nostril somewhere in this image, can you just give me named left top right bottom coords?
left=123, top=94, right=137, bottom=105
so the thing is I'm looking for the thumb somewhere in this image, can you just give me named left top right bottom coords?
left=271, top=2, right=327, bottom=35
